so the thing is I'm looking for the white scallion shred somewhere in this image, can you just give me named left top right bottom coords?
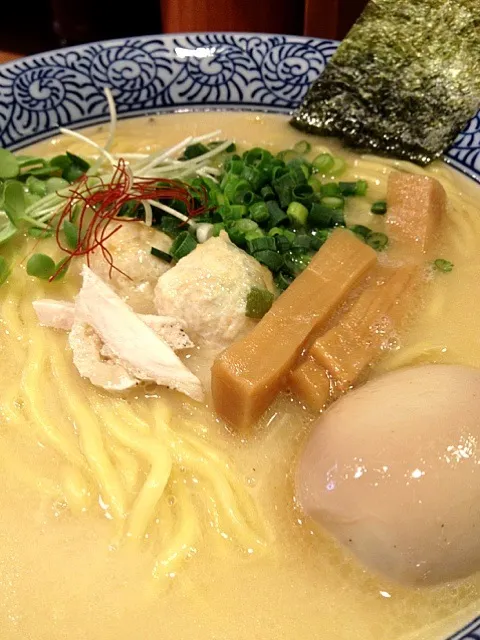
left=9, top=91, right=234, bottom=243
left=145, top=200, right=193, bottom=225
left=59, top=127, right=116, bottom=166
left=103, top=87, right=117, bottom=153
left=143, top=200, right=153, bottom=227
left=196, top=223, right=214, bottom=243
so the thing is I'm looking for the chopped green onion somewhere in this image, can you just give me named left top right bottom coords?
left=242, top=164, right=268, bottom=191
left=232, top=180, right=252, bottom=205
left=260, top=185, right=276, bottom=201
left=242, top=191, right=258, bottom=206
left=181, top=143, right=209, bottom=160
left=0, top=255, right=10, bottom=285
left=226, top=204, right=248, bottom=220
left=222, top=175, right=244, bottom=203
left=310, top=229, right=331, bottom=250
left=212, top=222, right=225, bottom=237
left=320, top=182, right=341, bottom=197
left=338, top=181, right=357, bottom=196
left=276, top=149, right=300, bottom=163
left=244, top=229, right=265, bottom=243
left=287, top=201, right=308, bottom=227
left=308, top=203, right=334, bottom=228
left=293, top=140, right=311, bottom=155
left=26, top=253, right=56, bottom=280
left=249, top=201, right=270, bottom=225
left=349, top=224, right=372, bottom=240
left=227, top=218, right=258, bottom=246
left=355, top=179, right=368, bottom=196
left=273, top=172, right=296, bottom=209
left=253, top=249, right=284, bottom=272
left=63, top=220, right=79, bottom=249
left=151, top=247, right=173, bottom=263
left=225, top=158, right=244, bottom=175
left=291, top=234, right=312, bottom=250
left=292, top=184, right=315, bottom=209
left=268, top=227, right=283, bottom=237
left=312, top=153, right=334, bottom=174
left=320, top=195, right=345, bottom=210
left=275, top=271, right=293, bottom=291
left=307, top=175, right=322, bottom=193
left=330, top=157, right=346, bottom=177
left=244, top=148, right=273, bottom=171
left=366, top=232, right=389, bottom=251
left=159, top=216, right=183, bottom=238
left=371, top=200, right=388, bottom=215
left=170, top=231, right=197, bottom=261
left=245, top=287, right=275, bottom=319
left=247, top=235, right=276, bottom=254
left=266, top=200, right=288, bottom=227
left=283, top=251, right=312, bottom=276
left=0, top=149, right=19, bottom=179
left=434, top=258, right=453, bottom=272
left=287, top=160, right=310, bottom=182
left=275, top=235, right=291, bottom=253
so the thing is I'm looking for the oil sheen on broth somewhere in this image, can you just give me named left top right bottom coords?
left=0, top=112, right=479, bottom=640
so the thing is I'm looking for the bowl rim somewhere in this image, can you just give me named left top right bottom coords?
left=0, top=31, right=479, bottom=640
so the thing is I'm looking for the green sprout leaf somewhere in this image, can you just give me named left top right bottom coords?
left=0, top=255, right=10, bottom=285
left=52, top=257, right=70, bottom=281
left=26, top=253, right=56, bottom=280
left=63, top=220, right=79, bottom=249
left=3, top=181, right=26, bottom=227
left=0, top=149, right=19, bottom=179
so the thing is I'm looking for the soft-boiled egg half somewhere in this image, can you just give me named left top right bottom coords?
left=296, top=364, right=480, bottom=586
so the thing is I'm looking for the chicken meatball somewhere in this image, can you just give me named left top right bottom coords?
left=89, top=222, right=171, bottom=314
left=154, top=233, right=274, bottom=347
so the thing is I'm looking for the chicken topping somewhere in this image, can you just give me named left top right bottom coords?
left=154, top=232, right=274, bottom=347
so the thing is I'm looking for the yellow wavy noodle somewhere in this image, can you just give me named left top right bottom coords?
left=153, top=407, right=268, bottom=550
left=106, top=439, right=143, bottom=496
left=0, top=288, right=27, bottom=422
left=380, top=343, right=461, bottom=371
left=18, top=299, right=89, bottom=473
left=60, top=464, right=94, bottom=514
left=1, top=262, right=269, bottom=579
left=179, top=426, right=271, bottom=542
left=152, top=472, right=200, bottom=581
left=49, top=340, right=128, bottom=520
left=91, top=396, right=173, bottom=541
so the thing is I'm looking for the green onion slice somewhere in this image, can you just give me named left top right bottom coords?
left=434, top=258, right=453, bottom=272
left=245, top=287, right=275, bottom=319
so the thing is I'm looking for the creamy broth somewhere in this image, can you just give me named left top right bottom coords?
left=0, top=112, right=479, bottom=640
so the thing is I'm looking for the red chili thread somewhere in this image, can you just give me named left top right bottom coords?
left=51, top=159, right=209, bottom=281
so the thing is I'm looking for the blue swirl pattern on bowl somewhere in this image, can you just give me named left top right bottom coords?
left=0, top=33, right=478, bottom=185
left=0, top=33, right=479, bottom=638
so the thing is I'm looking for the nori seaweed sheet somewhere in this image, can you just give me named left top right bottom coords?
left=291, top=0, right=480, bottom=165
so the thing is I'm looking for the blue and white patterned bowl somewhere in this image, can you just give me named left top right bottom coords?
left=0, top=33, right=479, bottom=639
